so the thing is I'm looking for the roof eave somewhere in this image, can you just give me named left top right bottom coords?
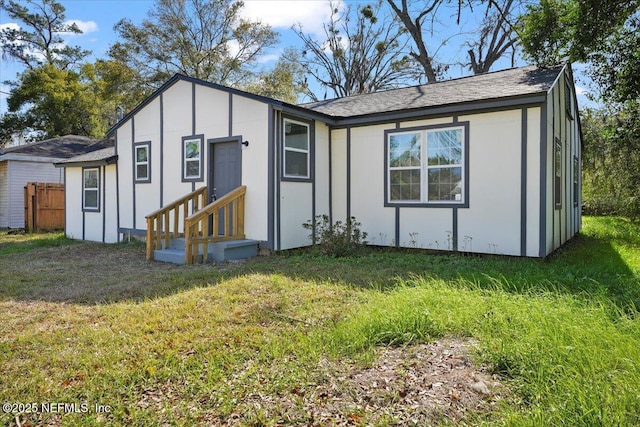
left=54, top=155, right=119, bottom=168
left=329, top=92, right=549, bottom=128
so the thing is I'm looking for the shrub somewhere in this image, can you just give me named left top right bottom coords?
left=302, top=215, right=368, bottom=257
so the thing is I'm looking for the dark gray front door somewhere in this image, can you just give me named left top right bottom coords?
left=209, top=140, right=241, bottom=235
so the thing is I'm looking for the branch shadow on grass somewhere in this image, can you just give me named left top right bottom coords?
left=1, top=218, right=638, bottom=313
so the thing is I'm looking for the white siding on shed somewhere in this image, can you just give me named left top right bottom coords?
left=0, top=162, right=8, bottom=228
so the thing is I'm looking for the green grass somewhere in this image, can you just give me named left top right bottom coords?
left=0, top=230, right=76, bottom=255
left=1, top=217, right=639, bottom=426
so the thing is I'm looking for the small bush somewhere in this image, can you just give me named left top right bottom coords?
left=302, top=215, right=368, bottom=257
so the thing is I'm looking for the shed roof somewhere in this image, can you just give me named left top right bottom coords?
left=0, top=135, right=114, bottom=160
left=301, top=65, right=563, bottom=118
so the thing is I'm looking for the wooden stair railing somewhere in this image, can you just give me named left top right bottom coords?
left=145, top=186, right=208, bottom=260
left=184, top=186, right=246, bottom=264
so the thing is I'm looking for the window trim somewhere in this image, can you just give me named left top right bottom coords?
left=82, top=167, right=100, bottom=212
left=564, top=77, right=574, bottom=120
left=134, top=141, right=151, bottom=183
left=182, top=134, right=204, bottom=182
left=384, top=122, right=469, bottom=208
left=554, top=137, right=562, bottom=210
left=282, top=117, right=313, bottom=182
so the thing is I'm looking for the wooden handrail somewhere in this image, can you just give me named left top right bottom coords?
left=145, top=186, right=207, bottom=260
left=184, top=186, right=246, bottom=264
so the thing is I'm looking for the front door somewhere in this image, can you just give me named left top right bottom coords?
left=209, top=139, right=242, bottom=235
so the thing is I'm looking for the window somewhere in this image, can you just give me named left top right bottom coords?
left=387, top=124, right=466, bottom=205
left=555, top=138, right=562, bottom=209
left=283, top=119, right=309, bottom=179
left=134, top=142, right=150, bottom=182
left=83, top=167, right=99, bottom=211
left=565, top=79, right=574, bottom=119
left=182, top=136, right=203, bottom=181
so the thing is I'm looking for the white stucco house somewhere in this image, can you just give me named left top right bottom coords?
left=0, top=135, right=112, bottom=229
left=56, top=64, right=582, bottom=261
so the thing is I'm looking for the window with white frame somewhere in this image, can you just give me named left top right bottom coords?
left=387, top=125, right=465, bottom=204
left=83, top=168, right=99, bottom=211
left=283, top=119, right=310, bottom=179
left=182, top=136, right=203, bottom=181
left=135, top=142, right=150, bottom=182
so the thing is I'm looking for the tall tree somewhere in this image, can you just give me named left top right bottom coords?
left=465, top=0, right=520, bottom=74
left=241, top=49, right=306, bottom=103
left=292, top=0, right=416, bottom=101
left=0, top=0, right=89, bottom=70
left=109, top=0, right=278, bottom=90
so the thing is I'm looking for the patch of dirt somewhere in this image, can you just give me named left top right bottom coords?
left=227, top=337, right=507, bottom=426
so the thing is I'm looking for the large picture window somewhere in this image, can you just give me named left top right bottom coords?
left=182, top=135, right=203, bottom=181
left=134, top=142, right=150, bottom=182
left=283, top=119, right=310, bottom=179
left=83, top=167, right=100, bottom=211
left=387, top=124, right=466, bottom=205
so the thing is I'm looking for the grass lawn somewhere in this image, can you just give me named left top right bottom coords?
left=1, top=217, right=639, bottom=426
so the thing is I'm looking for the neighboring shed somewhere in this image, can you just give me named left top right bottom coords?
left=0, top=135, right=113, bottom=229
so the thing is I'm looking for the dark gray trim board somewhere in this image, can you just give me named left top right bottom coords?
left=192, top=82, right=196, bottom=135
left=328, top=128, right=332, bottom=224
left=56, top=157, right=117, bottom=168
left=115, top=159, right=120, bottom=242
left=521, top=108, right=528, bottom=256
left=384, top=121, right=470, bottom=209
left=346, top=127, right=351, bottom=218
left=267, top=106, right=275, bottom=250
left=102, top=165, right=106, bottom=243
left=276, top=111, right=282, bottom=251
left=228, top=93, right=233, bottom=136
left=64, top=167, right=67, bottom=237
left=160, top=93, right=164, bottom=207
left=118, top=227, right=147, bottom=236
left=452, top=208, right=458, bottom=251
left=131, top=117, right=136, bottom=229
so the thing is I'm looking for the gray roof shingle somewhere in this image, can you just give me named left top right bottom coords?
left=0, top=135, right=113, bottom=159
left=300, top=65, right=563, bottom=118
left=55, top=147, right=117, bottom=165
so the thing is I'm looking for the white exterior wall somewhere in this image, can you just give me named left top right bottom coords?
left=315, top=122, right=331, bottom=220
left=0, top=162, right=8, bottom=228
left=330, top=129, right=348, bottom=223
left=65, top=167, right=83, bottom=240
left=458, top=110, right=522, bottom=256
left=232, top=94, right=269, bottom=242
left=0, top=159, right=63, bottom=228
left=526, top=107, right=542, bottom=257
left=117, top=120, right=134, bottom=230
left=64, top=165, right=118, bottom=243
left=349, top=124, right=395, bottom=246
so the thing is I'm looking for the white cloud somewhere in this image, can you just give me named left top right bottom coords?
left=0, top=22, right=20, bottom=32
left=63, top=19, right=98, bottom=35
left=257, top=53, right=280, bottom=63
left=241, top=0, right=344, bottom=35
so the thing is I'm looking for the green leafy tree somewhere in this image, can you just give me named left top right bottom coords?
left=292, top=0, right=416, bottom=101
left=109, top=0, right=279, bottom=91
left=0, top=0, right=90, bottom=70
left=3, top=65, right=102, bottom=140
left=241, top=49, right=306, bottom=103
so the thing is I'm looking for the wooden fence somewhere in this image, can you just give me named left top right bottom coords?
left=24, top=182, right=64, bottom=231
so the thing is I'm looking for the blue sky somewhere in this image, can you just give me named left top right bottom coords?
left=1, top=0, right=595, bottom=116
